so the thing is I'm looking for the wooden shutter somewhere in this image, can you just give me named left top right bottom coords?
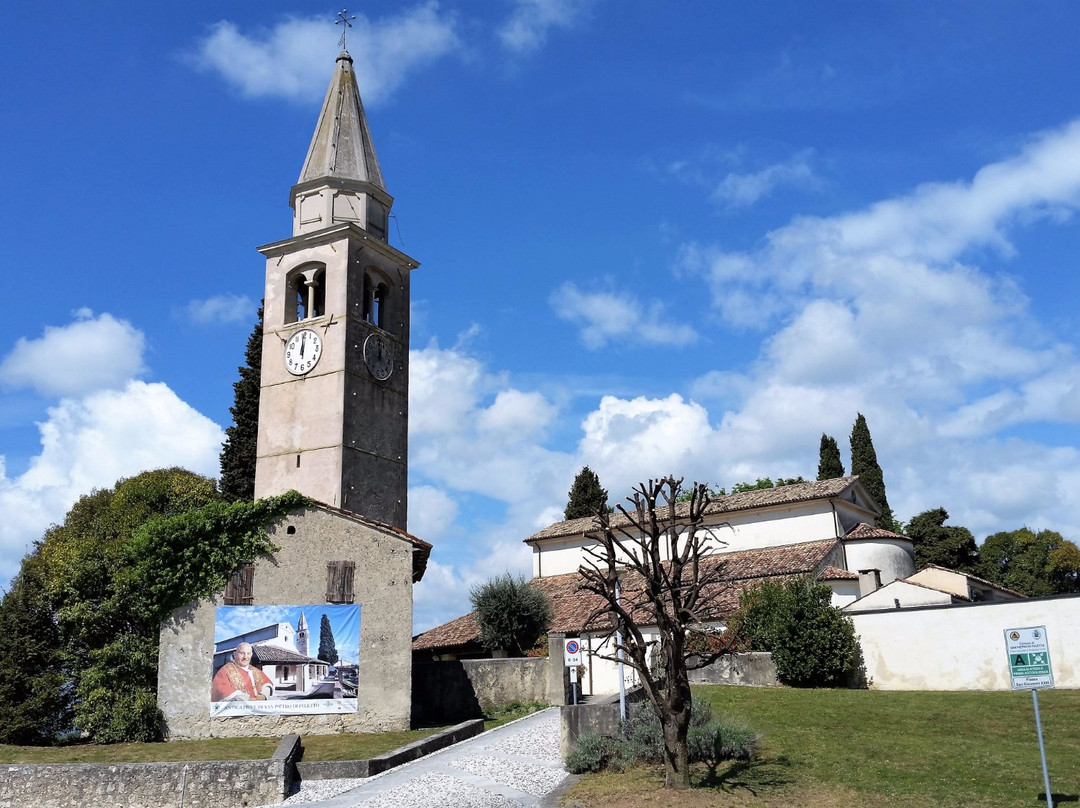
left=326, top=560, right=356, bottom=603
left=223, top=563, right=255, bottom=605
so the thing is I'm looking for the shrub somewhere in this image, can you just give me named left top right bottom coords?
left=566, top=700, right=758, bottom=773
left=732, top=576, right=865, bottom=687
left=566, top=732, right=616, bottom=773
left=469, top=574, right=552, bottom=657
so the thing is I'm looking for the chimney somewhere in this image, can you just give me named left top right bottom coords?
left=858, top=568, right=882, bottom=598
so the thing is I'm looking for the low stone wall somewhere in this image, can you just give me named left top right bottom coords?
left=558, top=689, right=648, bottom=760
left=0, top=735, right=300, bottom=808
left=296, top=719, right=484, bottom=780
left=412, top=658, right=549, bottom=725
left=688, top=652, right=779, bottom=687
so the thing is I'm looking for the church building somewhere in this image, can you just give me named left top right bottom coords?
left=158, top=48, right=430, bottom=739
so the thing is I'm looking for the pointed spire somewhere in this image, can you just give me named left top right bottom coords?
left=298, top=51, right=384, bottom=189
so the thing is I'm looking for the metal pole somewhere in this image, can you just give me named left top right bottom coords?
left=616, top=578, right=626, bottom=720
left=1032, top=689, right=1054, bottom=808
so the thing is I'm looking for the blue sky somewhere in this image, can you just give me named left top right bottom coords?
left=5, top=2, right=1080, bottom=631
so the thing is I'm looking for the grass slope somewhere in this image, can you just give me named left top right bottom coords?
left=563, top=687, right=1080, bottom=808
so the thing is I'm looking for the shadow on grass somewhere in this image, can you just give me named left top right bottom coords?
left=1045, top=793, right=1078, bottom=804
left=695, top=755, right=795, bottom=796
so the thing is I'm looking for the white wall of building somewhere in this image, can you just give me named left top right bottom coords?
left=851, top=595, right=1080, bottom=690
left=843, top=539, right=915, bottom=584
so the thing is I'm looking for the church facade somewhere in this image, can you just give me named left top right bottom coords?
left=157, top=49, right=429, bottom=739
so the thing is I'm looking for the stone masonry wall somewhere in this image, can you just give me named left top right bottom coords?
left=412, top=658, right=549, bottom=725
left=158, top=506, right=415, bottom=739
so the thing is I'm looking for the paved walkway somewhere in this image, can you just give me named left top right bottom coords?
left=275, top=708, right=572, bottom=808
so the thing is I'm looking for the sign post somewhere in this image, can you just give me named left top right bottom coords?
left=564, top=639, right=582, bottom=705
left=1005, top=626, right=1054, bottom=808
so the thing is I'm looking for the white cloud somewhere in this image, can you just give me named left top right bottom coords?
left=497, top=0, right=593, bottom=54
left=0, top=381, right=223, bottom=586
left=551, top=283, right=698, bottom=349
left=408, top=484, right=460, bottom=543
left=0, top=311, right=145, bottom=397
left=189, top=3, right=461, bottom=105
left=711, top=150, right=818, bottom=208
left=184, top=294, right=257, bottom=325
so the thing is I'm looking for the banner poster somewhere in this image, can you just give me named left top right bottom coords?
left=210, top=604, right=360, bottom=717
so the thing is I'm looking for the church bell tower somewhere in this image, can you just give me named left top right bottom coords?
left=253, top=50, right=418, bottom=529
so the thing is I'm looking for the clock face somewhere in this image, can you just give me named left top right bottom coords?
left=284, top=328, right=323, bottom=375
left=363, top=332, right=394, bottom=380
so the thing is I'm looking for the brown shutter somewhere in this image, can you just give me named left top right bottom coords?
left=223, top=563, right=255, bottom=605
left=326, top=560, right=356, bottom=603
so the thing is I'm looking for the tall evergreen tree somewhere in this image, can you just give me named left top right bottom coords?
left=817, top=433, right=845, bottom=480
left=318, top=613, right=339, bottom=665
left=849, top=413, right=895, bottom=530
left=219, top=307, right=263, bottom=502
left=905, top=507, right=978, bottom=571
left=564, top=466, right=609, bottom=520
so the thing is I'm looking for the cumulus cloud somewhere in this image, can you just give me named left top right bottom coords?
left=189, top=3, right=461, bottom=105
left=184, top=294, right=257, bottom=325
left=0, top=310, right=145, bottom=397
left=0, top=381, right=223, bottom=585
left=497, top=0, right=593, bottom=54
left=711, top=150, right=818, bottom=208
left=551, top=283, right=699, bottom=349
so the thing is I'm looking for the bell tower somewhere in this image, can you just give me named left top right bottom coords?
left=253, top=50, right=418, bottom=529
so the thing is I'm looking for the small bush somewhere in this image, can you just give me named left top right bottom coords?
left=566, top=699, right=757, bottom=773
left=566, top=732, right=616, bottom=773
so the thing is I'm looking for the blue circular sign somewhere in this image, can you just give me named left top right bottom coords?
left=566, top=640, right=580, bottom=654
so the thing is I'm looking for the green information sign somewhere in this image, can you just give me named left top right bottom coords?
left=1004, top=626, right=1054, bottom=690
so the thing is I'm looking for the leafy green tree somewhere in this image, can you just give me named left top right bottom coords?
left=219, top=307, right=263, bottom=502
left=978, top=528, right=1080, bottom=596
left=318, top=613, right=340, bottom=665
left=905, top=507, right=978, bottom=571
left=849, top=413, right=895, bottom=530
left=564, top=466, right=609, bottom=520
left=817, top=434, right=845, bottom=480
left=733, top=577, right=864, bottom=688
left=3, top=467, right=305, bottom=744
left=0, top=553, right=72, bottom=745
left=470, top=573, right=552, bottom=657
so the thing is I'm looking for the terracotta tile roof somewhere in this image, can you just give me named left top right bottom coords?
left=844, top=522, right=906, bottom=541
left=819, top=565, right=859, bottom=580
left=251, top=644, right=326, bottom=665
left=525, top=477, right=866, bottom=543
left=412, top=539, right=840, bottom=653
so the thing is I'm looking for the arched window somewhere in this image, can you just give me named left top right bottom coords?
left=362, top=270, right=389, bottom=330
left=285, top=266, right=326, bottom=323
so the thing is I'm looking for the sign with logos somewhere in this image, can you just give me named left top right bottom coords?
left=1004, top=626, right=1054, bottom=690
left=564, top=638, right=583, bottom=667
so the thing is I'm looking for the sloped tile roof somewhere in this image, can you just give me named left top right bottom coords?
left=844, top=522, right=906, bottom=541
left=526, top=477, right=866, bottom=543
left=251, top=644, right=327, bottom=665
left=820, top=565, right=859, bottom=580
left=412, top=539, right=840, bottom=653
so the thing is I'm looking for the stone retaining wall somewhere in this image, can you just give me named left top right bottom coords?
left=687, top=652, right=779, bottom=687
left=412, top=658, right=549, bottom=725
left=0, top=735, right=300, bottom=808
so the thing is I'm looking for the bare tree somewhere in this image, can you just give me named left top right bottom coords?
left=578, top=476, right=729, bottom=789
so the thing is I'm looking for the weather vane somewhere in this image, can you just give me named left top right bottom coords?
left=335, top=8, right=356, bottom=51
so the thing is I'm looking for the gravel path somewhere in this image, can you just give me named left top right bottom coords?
left=263, top=707, right=570, bottom=808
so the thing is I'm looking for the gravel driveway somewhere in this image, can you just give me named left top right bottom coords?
left=264, top=707, right=571, bottom=808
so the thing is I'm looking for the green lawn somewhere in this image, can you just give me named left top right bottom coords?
left=563, top=687, right=1080, bottom=808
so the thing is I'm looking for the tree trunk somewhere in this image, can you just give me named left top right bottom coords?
left=662, top=706, right=692, bottom=789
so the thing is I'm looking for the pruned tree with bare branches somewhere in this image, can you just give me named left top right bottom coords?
left=578, top=476, right=730, bottom=789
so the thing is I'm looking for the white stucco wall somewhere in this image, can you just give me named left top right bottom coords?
left=843, top=539, right=915, bottom=584
left=846, top=579, right=953, bottom=611
left=851, top=595, right=1080, bottom=690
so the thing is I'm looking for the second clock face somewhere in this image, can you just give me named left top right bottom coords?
left=363, top=332, right=394, bottom=380
left=284, top=328, right=323, bottom=375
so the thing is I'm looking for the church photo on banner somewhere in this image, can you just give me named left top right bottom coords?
left=210, top=604, right=360, bottom=717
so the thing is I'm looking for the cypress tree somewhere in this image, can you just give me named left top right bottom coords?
left=564, top=466, right=609, bottom=520
left=849, top=413, right=895, bottom=530
left=817, top=434, right=845, bottom=480
left=219, top=307, right=263, bottom=502
left=318, top=613, right=339, bottom=665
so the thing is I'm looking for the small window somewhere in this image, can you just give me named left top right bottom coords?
left=286, top=266, right=326, bottom=323
left=223, top=563, right=255, bottom=605
left=362, top=271, right=389, bottom=330
left=326, top=560, right=356, bottom=604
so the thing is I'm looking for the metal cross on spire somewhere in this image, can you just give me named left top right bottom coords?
left=335, top=8, right=357, bottom=51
